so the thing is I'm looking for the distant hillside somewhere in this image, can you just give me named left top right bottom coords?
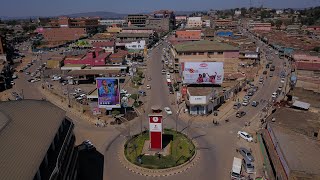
left=64, top=11, right=127, bottom=19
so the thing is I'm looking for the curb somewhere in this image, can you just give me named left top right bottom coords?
left=118, top=136, right=201, bottom=177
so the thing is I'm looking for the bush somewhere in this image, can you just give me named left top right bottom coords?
left=112, top=110, right=120, bottom=117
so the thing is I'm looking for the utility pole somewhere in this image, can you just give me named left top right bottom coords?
left=67, top=84, right=71, bottom=107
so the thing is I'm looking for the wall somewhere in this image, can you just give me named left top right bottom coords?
left=189, top=96, right=207, bottom=104
left=122, top=29, right=154, bottom=34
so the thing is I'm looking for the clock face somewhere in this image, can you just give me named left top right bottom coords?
left=152, top=117, right=159, bottom=122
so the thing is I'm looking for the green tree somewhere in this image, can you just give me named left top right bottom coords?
left=130, top=94, right=139, bottom=102
left=313, top=47, right=320, bottom=52
left=275, top=19, right=283, bottom=29
left=112, top=110, right=120, bottom=117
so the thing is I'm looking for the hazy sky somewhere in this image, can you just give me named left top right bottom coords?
left=1, top=0, right=320, bottom=17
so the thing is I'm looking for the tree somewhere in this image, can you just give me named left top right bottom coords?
left=130, top=94, right=139, bottom=102
left=112, top=110, right=120, bottom=117
left=275, top=19, right=283, bottom=29
left=313, top=47, right=320, bottom=52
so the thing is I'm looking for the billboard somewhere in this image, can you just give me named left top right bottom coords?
left=96, top=78, right=121, bottom=108
left=182, top=62, right=224, bottom=84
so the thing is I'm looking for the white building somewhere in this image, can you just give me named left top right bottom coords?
left=125, top=40, right=146, bottom=50
left=235, top=10, right=242, bottom=16
left=187, top=17, right=202, bottom=28
left=98, top=19, right=126, bottom=26
left=276, top=10, right=284, bottom=15
left=203, top=20, right=211, bottom=27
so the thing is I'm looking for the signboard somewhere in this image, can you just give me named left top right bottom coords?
left=189, top=96, right=207, bottom=104
left=149, top=115, right=163, bottom=149
left=182, top=62, right=224, bottom=84
left=245, top=53, right=258, bottom=58
left=96, top=78, right=121, bottom=108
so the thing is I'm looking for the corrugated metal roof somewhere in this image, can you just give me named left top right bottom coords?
left=292, top=100, right=310, bottom=110
left=174, top=40, right=239, bottom=53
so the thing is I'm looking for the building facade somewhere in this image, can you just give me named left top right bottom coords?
left=186, top=17, right=202, bottom=28
left=0, top=36, right=4, bottom=54
left=64, top=48, right=111, bottom=66
left=249, top=22, right=272, bottom=31
left=126, top=14, right=148, bottom=27
left=0, top=100, right=78, bottom=180
left=175, top=30, right=202, bottom=40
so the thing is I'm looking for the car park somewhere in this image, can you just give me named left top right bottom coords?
left=236, top=111, right=246, bottom=118
left=237, top=131, right=253, bottom=142
left=238, top=147, right=255, bottom=162
left=164, top=107, right=172, bottom=115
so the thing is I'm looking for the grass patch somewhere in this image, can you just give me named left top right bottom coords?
left=124, top=129, right=195, bottom=169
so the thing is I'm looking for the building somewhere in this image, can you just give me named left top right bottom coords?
left=249, top=22, right=272, bottom=31
left=234, top=10, right=242, bottom=16
left=216, top=30, right=234, bottom=37
left=214, top=19, right=235, bottom=29
left=125, top=40, right=146, bottom=50
left=172, top=40, right=239, bottom=73
left=42, top=27, right=87, bottom=42
left=175, top=16, right=187, bottom=24
left=64, top=48, right=111, bottom=66
left=92, top=41, right=115, bottom=53
left=0, top=36, right=4, bottom=54
left=122, top=27, right=154, bottom=34
left=126, top=14, right=148, bottom=27
left=0, top=100, right=78, bottom=180
left=145, top=10, right=175, bottom=33
left=175, top=29, right=202, bottom=40
left=260, top=108, right=320, bottom=180
left=276, top=10, right=284, bottom=15
left=46, top=56, right=65, bottom=69
left=186, top=17, right=202, bottom=28
left=98, top=19, right=125, bottom=27
left=307, top=26, right=320, bottom=32
left=47, top=16, right=99, bottom=28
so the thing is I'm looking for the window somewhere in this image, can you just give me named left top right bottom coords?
left=198, top=52, right=204, bottom=55
left=218, top=52, right=223, bottom=55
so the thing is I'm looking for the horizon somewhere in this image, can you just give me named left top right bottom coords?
left=1, top=0, right=320, bottom=18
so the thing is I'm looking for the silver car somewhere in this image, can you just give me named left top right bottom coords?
left=238, top=147, right=254, bottom=162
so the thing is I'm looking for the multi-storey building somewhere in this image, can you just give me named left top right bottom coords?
left=0, top=36, right=4, bottom=54
left=126, top=14, right=148, bottom=27
left=186, top=17, right=202, bottom=28
left=0, top=100, right=78, bottom=180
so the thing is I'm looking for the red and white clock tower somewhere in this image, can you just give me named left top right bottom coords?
left=149, top=114, right=163, bottom=149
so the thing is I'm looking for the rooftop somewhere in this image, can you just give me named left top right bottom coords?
left=174, top=40, right=239, bottom=53
left=269, top=123, right=320, bottom=176
left=0, top=100, right=66, bottom=180
left=267, top=107, right=320, bottom=139
left=67, top=69, right=121, bottom=76
left=117, top=33, right=151, bottom=38
left=187, top=86, right=214, bottom=96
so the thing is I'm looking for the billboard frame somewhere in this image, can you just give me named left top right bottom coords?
left=96, top=77, right=121, bottom=109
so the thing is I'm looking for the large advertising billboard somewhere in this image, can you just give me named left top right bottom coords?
left=182, top=62, right=224, bottom=84
left=96, top=78, right=121, bottom=108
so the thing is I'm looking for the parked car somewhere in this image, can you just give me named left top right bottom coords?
left=272, top=92, right=278, bottom=98
left=242, top=157, right=255, bottom=174
left=138, top=90, right=146, bottom=96
left=146, top=85, right=151, bottom=89
left=280, top=78, right=285, bottom=84
left=120, top=89, right=128, bottom=94
left=164, top=107, right=173, bottom=115
left=238, top=147, right=255, bottom=162
left=242, top=101, right=249, bottom=106
left=236, top=111, right=246, bottom=118
left=263, top=70, right=267, bottom=75
left=251, top=101, right=259, bottom=107
left=75, top=88, right=82, bottom=93
left=247, top=91, right=254, bottom=96
left=237, top=131, right=253, bottom=142
left=233, top=102, right=241, bottom=109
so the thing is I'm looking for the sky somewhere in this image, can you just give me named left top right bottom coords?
left=0, top=0, right=320, bottom=17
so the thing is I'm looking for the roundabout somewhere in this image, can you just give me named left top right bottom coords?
left=118, top=129, right=201, bottom=177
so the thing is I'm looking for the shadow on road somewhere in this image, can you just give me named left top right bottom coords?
left=78, top=148, right=104, bottom=180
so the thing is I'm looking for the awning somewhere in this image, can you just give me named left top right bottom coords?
left=292, top=100, right=310, bottom=110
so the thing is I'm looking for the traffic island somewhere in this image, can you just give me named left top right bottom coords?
left=119, top=129, right=200, bottom=177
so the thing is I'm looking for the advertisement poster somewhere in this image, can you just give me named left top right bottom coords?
left=96, top=78, right=121, bottom=108
left=182, top=62, right=224, bottom=84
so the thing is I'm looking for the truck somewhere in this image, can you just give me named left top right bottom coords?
left=230, top=157, right=243, bottom=180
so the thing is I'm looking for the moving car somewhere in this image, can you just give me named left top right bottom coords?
left=237, top=131, right=253, bottom=142
left=146, top=85, right=151, bottom=89
left=233, top=102, right=241, bottom=109
left=236, top=111, right=246, bottom=118
left=164, top=107, right=172, bottom=115
left=280, top=78, right=285, bottom=84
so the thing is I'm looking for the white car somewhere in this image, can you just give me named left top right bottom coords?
left=242, top=101, right=250, bottom=106
left=75, top=88, right=82, bottom=93
left=52, top=76, right=61, bottom=81
left=10, top=81, right=15, bottom=85
left=164, top=107, right=172, bottom=115
left=146, top=85, right=151, bottom=89
left=238, top=131, right=253, bottom=142
left=272, top=92, right=278, bottom=98
left=280, top=78, right=285, bottom=84
left=120, top=89, right=128, bottom=94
